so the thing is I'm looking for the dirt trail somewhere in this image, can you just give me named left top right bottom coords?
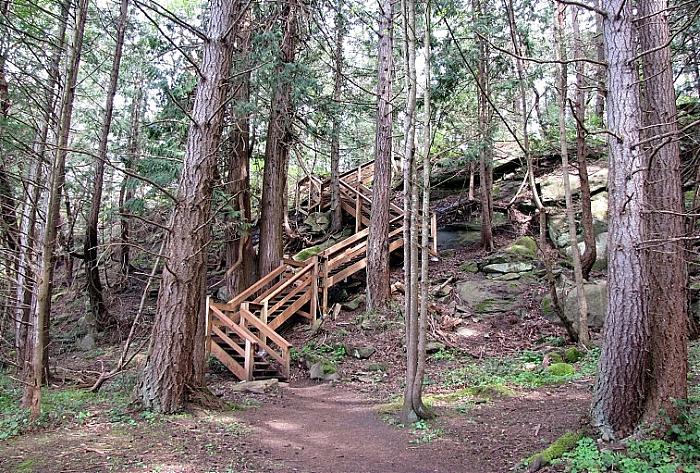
left=236, top=382, right=590, bottom=473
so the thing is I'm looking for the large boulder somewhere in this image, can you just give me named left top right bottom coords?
left=304, top=211, right=331, bottom=234
left=540, top=165, right=608, bottom=204
left=557, top=280, right=608, bottom=329
left=457, top=279, right=521, bottom=314
left=482, top=262, right=534, bottom=274
left=563, top=232, right=608, bottom=271
left=504, top=236, right=538, bottom=260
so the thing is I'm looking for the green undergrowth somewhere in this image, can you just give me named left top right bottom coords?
left=440, top=347, right=599, bottom=392
left=0, top=369, right=135, bottom=440
left=559, top=415, right=700, bottom=473
left=556, top=342, right=700, bottom=472
left=526, top=431, right=582, bottom=469
left=380, top=409, right=444, bottom=445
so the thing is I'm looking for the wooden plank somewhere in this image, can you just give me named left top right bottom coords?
left=329, top=257, right=368, bottom=286
left=244, top=340, right=254, bottom=381
left=211, top=325, right=245, bottom=357
left=259, top=262, right=314, bottom=304
left=268, top=291, right=311, bottom=332
left=240, top=309, right=292, bottom=349
left=211, top=342, right=247, bottom=381
left=310, top=256, right=318, bottom=322
left=224, top=265, right=286, bottom=308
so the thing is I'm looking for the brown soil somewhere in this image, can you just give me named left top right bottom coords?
left=230, top=381, right=590, bottom=473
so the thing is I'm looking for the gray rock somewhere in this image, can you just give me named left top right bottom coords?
left=495, top=272, right=521, bottom=281
left=342, top=295, right=365, bottom=311
left=309, top=361, right=339, bottom=381
left=304, top=211, right=331, bottom=233
left=564, top=280, right=608, bottom=329
left=309, top=361, right=325, bottom=380
left=345, top=344, right=376, bottom=359
left=482, top=262, right=534, bottom=274
left=456, top=279, right=520, bottom=314
left=540, top=166, right=608, bottom=203
left=543, top=280, right=608, bottom=329
left=230, top=379, right=279, bottom=394
left=77, top=333, right=96, bottom=351
left=425, top=341, right=446, bottom=354
left=216, top=286, right=232, bottom=302
left=563, top=232, right=608, bottom=271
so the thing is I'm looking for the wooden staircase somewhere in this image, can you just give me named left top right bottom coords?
left=206, top=160, right=438, bottom=381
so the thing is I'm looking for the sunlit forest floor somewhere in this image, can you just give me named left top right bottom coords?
left=1, top=244, right=699, bottom=473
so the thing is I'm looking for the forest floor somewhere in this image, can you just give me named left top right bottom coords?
left=9, top=196, right=679, bottom=473
left=0, top=235, right=605, bottom=473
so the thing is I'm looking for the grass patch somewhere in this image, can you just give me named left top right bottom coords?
left=0, top=369, right=135, bottom=440
left=440, top=347, right=599, bottom=391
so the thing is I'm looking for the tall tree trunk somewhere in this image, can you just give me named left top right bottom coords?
left=638, top=0, right=687, bottom=427
left=367, top=0, right=394, bottom=311
left=594, top=0, right=606, bottom=122
left=504, top=0, right=545, bottom=219
left=119, top=83, right=144, bottom=281
left=555, top=4, right=589, bottom=346
left=84, top=0, right=129, bottom=331
left=330, top=3, right=345, bottom=233
left=14, top=0, right=70, bottom=369
left=592, top=0, right=648, bottom=440
left=476, top=0, right=493, bottom=251
left=401, top=0, right=418, bottom=423
left=572, top=8, right=596, bottom=279
left=23, top=0, right=89, bottom=419
left=225, top=5, right=256, bottom=296
left=412, top=0, right=432, bottom=420
left=140, top=0, right=237, bottom=413
left=258, top=0, right=299, bottom=278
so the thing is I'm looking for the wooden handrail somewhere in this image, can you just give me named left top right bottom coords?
left=240, top=308, right=292, bottom=350
left=209, top=302, right=290, bottom=372
left=269, top=276, right=312, bottom=315
left=225, top=264, right=287, bottom=307
left=260, top=261, right=315, bottom=304
left=320, top=227, right=370, bottom=258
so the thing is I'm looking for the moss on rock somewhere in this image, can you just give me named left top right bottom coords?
left=546, top=362, right=575, bottom=377
left=527, top=431, right=582, bottom=468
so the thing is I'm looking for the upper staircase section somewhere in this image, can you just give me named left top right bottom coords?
left=206, top=160, right=437, bottom=382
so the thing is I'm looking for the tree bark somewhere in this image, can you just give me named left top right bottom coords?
left=555, top=4, right=589, bottom=346
left=258, top=0, right=299, bottom=278
left=401, top=0, right=418, bottom=423
left=14, top=0, right=70, bottom=369
left=594, top=0, right=606, bottom=123
left=638, top=0, right=688, bottom=427
left=140, top=0, right=237, bottom=413
left=504, top=0, right=544, bottom=219
left=330, top=2, right=345, bottom=233
left=367, top=0, right=394, bottom=311
left=224, top=4, right=256, bottom=296
left=592, top=0, right=649, bottom=439
left=119, top=83, right=144, bottom=281
left=412, top=0, right=432, bottom=420
left=572, top=8, right=596, bottom=279
left=23, top=0, right=89, bottom=419
left=84, top=0, right=129, bottom=331
left=476, top=0, right=493, bottom=251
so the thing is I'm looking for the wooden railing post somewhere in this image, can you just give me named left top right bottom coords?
left=354, top=189, right=362, bottom=233
left=205, top=295, right=212, bottom=362
left=310, top=255, right=319, bottom=322
left=431, top=212, right=438, bottom=256
left=244, top=339, right=254, bottom=381
left=322, top=257, right=330, bottom=315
